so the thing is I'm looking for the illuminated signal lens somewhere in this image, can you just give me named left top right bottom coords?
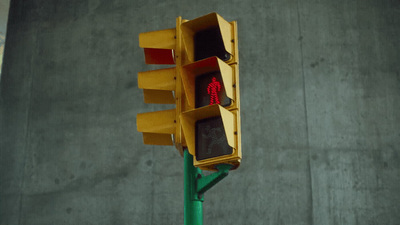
left=195, top=116, right=233, bottom=160
left=195, top=72, right=231, bottom=108
left=194, top=27, right=230, bottom=61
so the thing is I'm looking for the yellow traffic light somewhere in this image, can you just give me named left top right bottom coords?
left=139, top=28, right=176, bottom=64
left=138, top=67, right=176, bottom=104
left=137, top=14, right=241, bottom=224
left=181, top=12, right=236, bottom=63
left=179, top=13, right=241, bottom=171
left=137, top=13, right=241, bottom=170
left=137, top=109, right=176, bottom=145
left=137, top=24, right=178, bottom=147
left=181, top=105, right=241, bottom=170
left=181, top=56, right=236, bottom=109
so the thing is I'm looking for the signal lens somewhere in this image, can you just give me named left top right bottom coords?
left=195, top=116, right=233, bottom=160
left=195, top=72, right=231, bottom=108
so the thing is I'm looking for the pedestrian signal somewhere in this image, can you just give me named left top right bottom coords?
left=181, top=104, right=240, bottom=170
left=195, top=72, right=231, bottom=108
left=195, top=116, right=232, bottom=160
left=181, top=56, right=236, bottom=110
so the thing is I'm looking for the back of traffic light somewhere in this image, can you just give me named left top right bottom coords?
left=136, top=22, right=179, bottom=149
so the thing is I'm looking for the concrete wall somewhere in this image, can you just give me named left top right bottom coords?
left=1, top=0, right=399, bottom=224
left=0, top=0, right=11, bottom=79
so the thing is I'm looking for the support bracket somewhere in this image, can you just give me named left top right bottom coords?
left=196, top=164, right=233, bottom=195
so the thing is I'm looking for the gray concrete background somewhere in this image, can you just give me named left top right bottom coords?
left=1, top=0, right=399, bottom=224
left=0, top=0, right=11, bottom=78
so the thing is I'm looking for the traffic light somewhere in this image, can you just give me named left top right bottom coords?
left=180, top=13, right=236, bottom=63
left=137, top=13, right=241, bottom=170
left=180, top=13, right=241, bottom=171
left=137, top=14, right=241, bottom=225
left=136, top=26, right=178, bottom=147
left=180, top=56, right=237, bottom=109
left=181, top=104, right=241, bottom=170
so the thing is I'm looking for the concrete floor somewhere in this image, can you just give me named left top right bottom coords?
left=1, top=0, right=399, bottom=224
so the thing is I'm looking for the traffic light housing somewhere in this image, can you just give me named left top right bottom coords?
left=180, top=13, right=235, bottom=63
left=181, top=56, right=236, bottom=109
left=137, top=27, right=178, bottom=147
left=137, top=13, right=241, bottom=170
left=180, top=104, right=241, bottom=170
left=180, top=13, right=241, bottom=171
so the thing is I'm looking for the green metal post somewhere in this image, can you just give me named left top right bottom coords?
left=184, top=150, right=203, bottom=225
left=184, top=149, right=233, bottom=225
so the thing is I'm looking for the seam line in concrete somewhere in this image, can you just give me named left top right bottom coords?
left=17, top=28, right=36, bottom=225
left=296, top=1, right=314, bottom=225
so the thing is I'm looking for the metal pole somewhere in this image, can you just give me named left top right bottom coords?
left=184, top=149, right=203, bottom=225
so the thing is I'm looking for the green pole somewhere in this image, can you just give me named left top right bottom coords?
left=183, top=149, right=233, bottom=225
left=184, top=149, right=203, bottom=225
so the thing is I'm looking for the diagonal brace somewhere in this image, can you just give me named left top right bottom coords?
left=196, top=164, right=233, bottom=195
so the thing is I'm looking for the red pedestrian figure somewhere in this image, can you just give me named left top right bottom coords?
left=207, top=77, right=221, bottom=105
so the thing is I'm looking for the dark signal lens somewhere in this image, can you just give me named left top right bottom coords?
left=194, top=27, right=230, bottom=61
left=195, top=72, right=231, bottom=108
left=195, top=116, right=233, bottom=160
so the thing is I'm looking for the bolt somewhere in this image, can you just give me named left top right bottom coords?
left=224, top=53, right=230, bottom=60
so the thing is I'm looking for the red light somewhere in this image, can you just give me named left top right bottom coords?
left=207, top=77, right=221, bottom=105
left=195, top=72, right=230, bottom=108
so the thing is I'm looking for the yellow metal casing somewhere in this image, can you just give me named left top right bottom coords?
left=142, top=133, right=174, bottom=146
left=141, top=90, right=174, bottom=104
left=139, top=28, right=176, bottom=49
left=137, top=26, right=178, bottom=146
left=172, top=16, right=186, bottom=155
left=137, top=109, right=176, bottom=145
left=181, top=56, right=236, bottom=109
left=180, top=104, right=241, bottom=171
left=138, top=68, right=176, bottom=90
left=137, top=17, right=187, bottom=155
left=179, top=14, right=241, bottom=170
left=138, top=67, right=176, bottom=104
left=139, top=28, right=176, bottom=65
left=137, top=13, right=240, bottom=164
left=181, top=12, right=236, bottom=63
